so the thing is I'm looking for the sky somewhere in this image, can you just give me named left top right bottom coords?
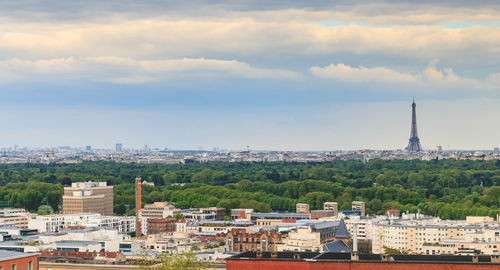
left=0, top=0, right=499, bottom=151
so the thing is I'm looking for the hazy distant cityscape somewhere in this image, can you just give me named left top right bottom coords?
left=1, top=145, right=499, bottom=164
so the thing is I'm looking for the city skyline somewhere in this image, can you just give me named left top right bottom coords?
left=0, top=1, right=499, bottom=150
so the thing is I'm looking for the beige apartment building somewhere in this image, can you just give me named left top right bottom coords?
left=352, top=201, right=366, bottom=216
left=372, top=214, right=500, bottom=255
left=0, top=208, right=33, bottom=228
left=296, top=203, right=310, bottom=214
left=139, top=202, right=180, bottom=219
left=323, top=202, right=338, bottom=216
left=62, top=182, right=113, bottom=216
left=277, top=227, right=322, bottom=252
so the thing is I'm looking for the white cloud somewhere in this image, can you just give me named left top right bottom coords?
left=311, top=63, right=484, bottom=89
left=0, top=56, right=301, bottom=84
left=311, top=63, right=417, bottom=83
left=0, top=18, right=499, bottom=67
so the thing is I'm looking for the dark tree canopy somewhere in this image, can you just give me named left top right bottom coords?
left=0, top=159, right=498, bottom=219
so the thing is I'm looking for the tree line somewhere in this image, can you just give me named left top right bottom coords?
left=0, top=159, right=499, bottom=219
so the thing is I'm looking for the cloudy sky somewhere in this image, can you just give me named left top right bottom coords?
left=0, top=0, right=499, bottom=150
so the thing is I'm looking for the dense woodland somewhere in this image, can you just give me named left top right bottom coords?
left=0, top=159, right=499, bottom=220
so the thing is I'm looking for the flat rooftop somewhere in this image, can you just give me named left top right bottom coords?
left=0, top=250, right=38, bottom=261
left=228, top=252, right=500, bottom=264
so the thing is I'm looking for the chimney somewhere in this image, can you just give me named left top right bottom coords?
left=472, top=255, right=479, bottom=263
left=491, top=255, right=500, bottom=263
left=135, top=177, right=142, bottom=237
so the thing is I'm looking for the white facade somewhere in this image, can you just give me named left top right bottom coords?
left=371, top=214, right=500, bottom=255
left=28, top=213, right=135, bottom=233
left=345, top=216, right=373, bottom=241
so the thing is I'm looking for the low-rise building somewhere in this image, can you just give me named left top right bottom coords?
left=28, top=213, right=135, bottom=233
left=277, top=227, right=322, bottom=252
left=226, top=228, right=282, bottom=253
left=147, top=218, right=177, bottom=235
left=0, top=208, right=33, bottom=228
left=231, top=209, right=253, bottom=220
left=0, top=250, right=38, bottom=270
left=372, top=214, right=500, bottom=255
left=310, top=210, right=335, bottom=220
left=201, top=207, right=225, bottom=221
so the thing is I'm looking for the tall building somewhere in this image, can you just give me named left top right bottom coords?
left=407, top=99, right=422, bottom=152
left=352, top=201, right=366, bottom=217
left=62, top=182, right=114, bottom=216
left=115, top=143, right=123, bottom=153
left=296, top=203, right=310, bottom=214
left=324, top=202, right=338, bottom=216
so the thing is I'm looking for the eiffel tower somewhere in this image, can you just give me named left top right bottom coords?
left=407, top=99, right=422, bottom=152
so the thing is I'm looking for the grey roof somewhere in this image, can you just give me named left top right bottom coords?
left=199, top=220, right=253, bottom=226
left=251, top=212, right=310, bottom=219
left=310, top=221, right=339, bottom=230
left=0, top=250, right=38, bottom=261
left=323, top=240, right=352, bottom=253
left=55, top=240, right=101, bottom=247
left=246, top=226, right=277, bottom=232
left=334, top=219, right=350, bottom=239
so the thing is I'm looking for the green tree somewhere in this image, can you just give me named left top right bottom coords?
left=139, top=252, right=212, bottom=270
left=114, top=203, right=127, bottom=215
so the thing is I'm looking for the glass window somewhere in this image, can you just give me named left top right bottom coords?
left=11, top=265, right=16, bottom=270
left=28, top=261, right=33, bottom=270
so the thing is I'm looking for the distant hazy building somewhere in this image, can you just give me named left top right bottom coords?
left=62, top=182, right=114, bottom=216
left=296, top=203, right=310, bottom=214
left=494, top=147, right=500, bottom=154
left=85, top=145, right=92, bottom=151
left=352, top=201, right=366, bottom=217
left=115, top=143, right=123, bottom=153
left=323, top=202, right=338, bottom=216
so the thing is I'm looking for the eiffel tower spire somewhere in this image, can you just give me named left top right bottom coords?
left=407, top=99, right=422, bottom=152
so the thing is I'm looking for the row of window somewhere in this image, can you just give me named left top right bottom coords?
left=0, top=261, right=33, bottom=270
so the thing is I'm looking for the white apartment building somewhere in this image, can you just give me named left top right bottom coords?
left=0, top=227, right=126, bottom=253
left=344, top=215, right=373, bottom=241
left=372, top=214, right=500, bottom=255
left=28, top=213, right=135, bottom=233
